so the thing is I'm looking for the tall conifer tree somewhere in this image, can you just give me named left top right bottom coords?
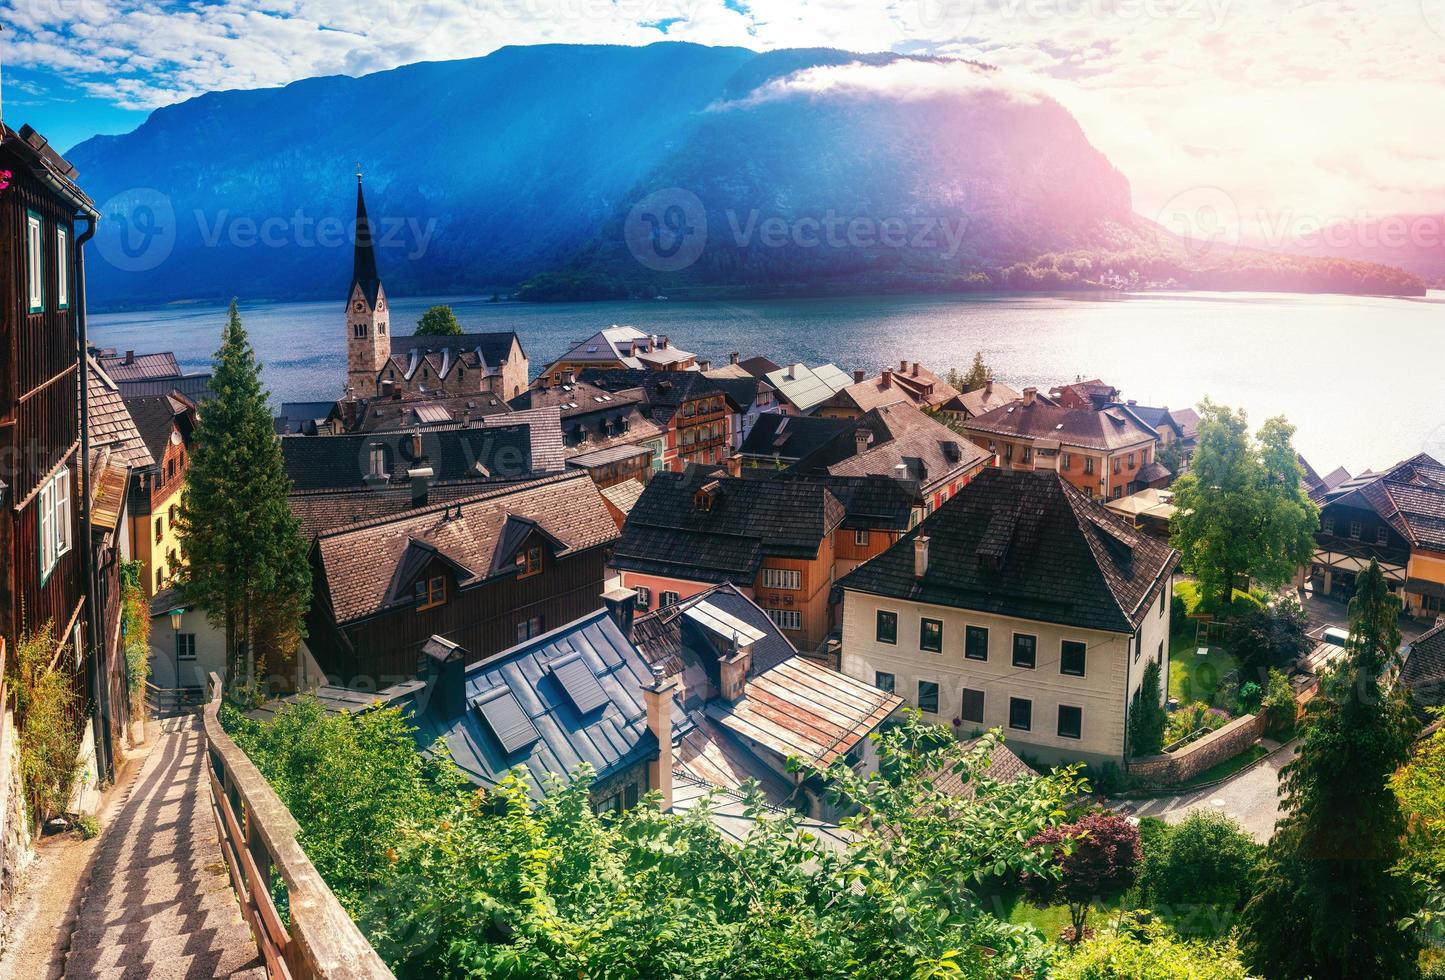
left=178, top=301, right=310, bottom=686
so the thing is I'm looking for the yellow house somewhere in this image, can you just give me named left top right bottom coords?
left=122, top=393, right=197, bottom=597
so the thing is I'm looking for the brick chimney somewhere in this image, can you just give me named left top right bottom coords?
left=124, top=350, right=135, bottom=365
left=725, top=455, right=742, bottom=478
left=730, top=351, right=740, bottom=365
left=984, top=378, right=993, bottom=396
left=408, top=466, right=433, bottom=508
left=881, top=369, right=893, bottom=389
left=911, top=362, right=920, bottom=377
left=853, top=369, right=865, bottom=384
left=719, top=638, right=754, bottom=703
left=899, top=359, right=908, bottom=372
left=855, top=429, right=871, bottom=455
left=1022, top=386, right=1037, bottom=407
left=698, top=359, right=712, bottom=372
left=601, top=586, right=637, bottom=636
left=914, top=535, right=930, bottom=579
left=644, top=665, right=679, bottom=812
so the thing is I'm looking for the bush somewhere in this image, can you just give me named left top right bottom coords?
left=1236, top=680, right=1264, bottom=714
left=1052, top=916, right=1250, bottom=979
left=1261, top=668, right=1297, bottom=735
left=9, top=623, right=84, bottom=825
left=1023, top=813, right=1142, bottom=944
left=1139, top=812, right=1261, bottom=933
left=1164, top=702, right=1229, bottom=747
left=76, top=813, right=100, bottom=839
left=1170, top=593, right=1188, bottom=635
left=1227, top=597, right=1312, bottom=679
left=120, top=560, right=151, bottom=723
left=1129, top=660, right=1168, bottom=757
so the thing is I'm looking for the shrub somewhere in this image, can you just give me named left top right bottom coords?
left=1227, top=597, right=1312, bottom=680
left=9, top=623, right=84, bottom=826
left=1139, top=812, right=1261, bottom=934
left=1170, top=593, right=1188, bottom=635
left=120, top=560, right=151, bottom=723
left=1164, top=702, right=1229, bottom=747
left=1236, top=680, right=1264, bottom=714
left=1261, top=668, right=1297, bottom=735
left=76, top=813, right=101, bottom=839
left=1052, top=916, right=1250, bottom=979
left=1023, top=813, right=1142, bottom=944
left=1129, top=660, right=1168, bottom=757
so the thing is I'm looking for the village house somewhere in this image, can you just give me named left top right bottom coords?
left=937, top=378, right=1022, bottom=421
left=763, top=362, right=855, bottom=415
left=301, top=471, right=620, bottom=687
left=510, top=377, right=665, bottom=487
left=579, top=368, right=746, bottom=471
left=837, top=469, right=1178, bottom=765
left=532, top=325, right=698, bottom=389
left=122, top=392, right=198, bottom=596
left=343, top=176, right=528, bottom=400
left=963, top=388, right=1164, bottom=500
left=817, top=360, right=961, bottom=418
left=1308, top=453, right=1445, bottom=617
left=610, top=469, right=916, bottom=652
left=92, top=347, right=214, bottom=402
left=1049, top=377, right=1122, bottom=410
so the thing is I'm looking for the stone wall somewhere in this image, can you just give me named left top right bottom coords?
left=0, top=699, right=34, bottom=918
left=1129, top=711, right=1267, bottom=787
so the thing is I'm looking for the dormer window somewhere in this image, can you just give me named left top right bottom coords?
left=415, top=575, right=446, bottom=610
left=517, top=546, right=543, bottom=578
left=368, top=445, right=386, bottom=477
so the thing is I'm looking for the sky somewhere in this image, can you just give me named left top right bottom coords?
left=3, top=0, right=1445, bottom=243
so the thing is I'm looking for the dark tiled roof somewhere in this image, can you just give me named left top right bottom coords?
left=739, top=413, right=855, bottom=462
left=965, top=399, right=1158, bottom=452
left=822, top=403, right=991, bottom=491
left=736, top=471, right=917, bottom=531
left=613, top=470, right=846, bottom=584
left=1330, top=454, right=1445, bottom=552
left=344, top=391, right=513, bottom=433
left=405, top=610, right=672, bottom=796
left=578, top=369, right=739, bottom=424
left=288, top=479, right=539, bottom=539
left=123, top=393, right=192, bottom=465
left=274, top=401, right=338, bottom=436
left=631, top=583, right=798, bottom=683
left=932, top=737, right=1037, bottom=798
left=281, top=424, right=537, bottom=491
left=838, top=469, right=1179, bottom=634
left=509, top=380, right=641, bottom=417
left=1137, top=460, right=1172, bottom=484
left=1403, top=623, right=1445, bottom=710
left=942, top=381, right=1022, bottom=418
left=95, top=350, right=180, bottom=383
left=87, top=358, right=155, bottom=469
left=389, top=331, right=523, bottom=368
left=315, top=471, right=618, bottom=623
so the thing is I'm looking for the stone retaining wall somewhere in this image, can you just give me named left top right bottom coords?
left=1130, top=712, right=1267, bottom=786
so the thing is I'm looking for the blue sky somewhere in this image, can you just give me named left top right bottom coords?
left=4, top=0, right=1444, bottom=239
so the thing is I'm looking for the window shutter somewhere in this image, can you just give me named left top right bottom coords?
left=39, top=480, right=53, bottom=574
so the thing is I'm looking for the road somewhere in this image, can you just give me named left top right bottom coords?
left=1112, top=739, right=1297, bottom=843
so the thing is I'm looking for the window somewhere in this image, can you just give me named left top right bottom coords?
left=920, top=617, right=943, bottom=653
left=168, top=504, right=178, bottom=526
left=26, top=211, right=43, bottom=313
left=874, top=671, right=895, bottom=693
left=1349, top=520, right=1362, bottom=540
left=1012, top=633, right=1036, bottom=669
left=762, top=568, right=801, bottom=590
left=515, top=615, right=545, bottom=642
left=1127, top=452, right=1135, bottom=467
left=1113, top=457, right=1122, bottom=474
left=56, top=225, right=70, bottom=310
left=1112, top=486, right=1123, bottom=500
left=965, top=625, right=989, bottom=661
left=414, top=575, right=446, bottom=610
left=1133, top=627, right=1143, bottom=661
left=1159, top=586, right=1166, bottom=616
left=518, top=545, right=543, bottom=578
left=1157, top=640, right=1164, bottom=664
left=176, top=633, right=197, bottom=661
left=1004, top=443, right=1014, bottom=462
left=353, top=322, right=366, bottom=338
left=1060, top=640, right=1087, bottom=677
left=1021, top=446, right=1033, bottom=464
left=635, top=586, right=651, bottom=610
left=1060, top=452, right=1071, bottom=470
left=962, top=688, right=985, bottom=724
left=1322, top=516, right=1335, bottom=534
left=1376, top=526, right=1389, bottom=545
left=1009, top=697, right=1032, bottom=731
left=37, top=466, right=73, bottom=580
left=768, top=608, right=802, bottom=631
left=1084, top=457, right=1095, bottom=475
left=917, top=680, right=940, bottom=714
left=156, top=517, right=164, bottom=543
left=378, top=321, right=386, bottom=336
left=1057, top=705, right=1082, bottom=740
left=660, top=590, right=680, bottom=608
left=854, top=529, right=870, bottom=547
left=876, top=610, right=898, bottom=644
left=368, top=446, right=386, bottom=476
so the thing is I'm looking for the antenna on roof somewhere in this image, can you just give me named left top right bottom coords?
left=355, top=163, right=363, bottom=184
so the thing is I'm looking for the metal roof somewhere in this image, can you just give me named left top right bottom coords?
left=683, top=601, right=767, bottom=646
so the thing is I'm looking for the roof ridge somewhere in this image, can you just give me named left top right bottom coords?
left=316, top=470, right=588, bottom=539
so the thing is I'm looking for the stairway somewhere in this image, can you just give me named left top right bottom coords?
left=62, top=716, right=264, bottom=979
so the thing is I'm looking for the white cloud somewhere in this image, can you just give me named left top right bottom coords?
left=709, top=58, right=1045, bottom=110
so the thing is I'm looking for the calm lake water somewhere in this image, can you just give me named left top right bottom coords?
left=90, top=290, right=1445, bottom=474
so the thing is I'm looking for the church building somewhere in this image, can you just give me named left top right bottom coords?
left=345, top=175, right=529, bottom=400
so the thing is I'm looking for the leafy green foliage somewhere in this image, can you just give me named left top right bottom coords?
left=1022, top=813, right=1141, bottom=943
left=1163, top=702, right=1229, bottom=747
left=1128, top=660, right=1167, bottom=757
left=1139, top=812, right=1261, bottom=932
left=120, top=559, right=151, bottom=722
left=1260, top=668, right=1298, bottom=736
left=178, top=301, right=310, bottom=686
left=414, top=305, right=463, bottom=336
left=1394, top=708, right=1445, bottom=941
left=1227, top=596, right=1312, bottom=679
left=1051, top=915, right=1250, bottom=979
left=1169, top=402, right=1318, bottom=611
left=9, top=622, right=83, bottom=826
left=946, top=352, right=991, bottom=393
left=1241, top=560, right=1422, bottom=979
left=76, top=813, right=100, bottom=839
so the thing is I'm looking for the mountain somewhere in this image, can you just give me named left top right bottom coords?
left=1251, top=214, right=1445, bottom=288
left=67, top=43, right=1423, bottom=309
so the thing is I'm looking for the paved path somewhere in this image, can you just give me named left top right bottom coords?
left=1114, top=739, right=1299, bottom=843
left=60, top=716, right=263, bottom=979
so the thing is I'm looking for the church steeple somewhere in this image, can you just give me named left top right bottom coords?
left=345, top=170, right=389, bottom=397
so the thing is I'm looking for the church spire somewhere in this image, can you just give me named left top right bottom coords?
left=352, top=170, right=381, bottom=305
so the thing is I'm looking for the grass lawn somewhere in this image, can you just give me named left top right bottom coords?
left=987, top=885, right=1131, bottom=941
left=1168, top=632, right=1236, bottom=707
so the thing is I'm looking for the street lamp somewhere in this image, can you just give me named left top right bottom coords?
left=169, top=608, right=184, bottom=690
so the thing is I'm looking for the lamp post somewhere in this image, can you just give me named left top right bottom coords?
left=169, top=608, right=184, bottom=690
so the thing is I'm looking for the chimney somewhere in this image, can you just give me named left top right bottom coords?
left=730, top=351, right=740, bottom=365
left=601, top=586, right=638, bottom=636
left=912, top=362, right=920, bottom=377
left=563, top=369, right=575, bottom=385
left=1022, top=386, right=1037, bottom=407
left=719, top=639, right=754, bottom=703
left=984, top=378, right=993, bottom=395
left=914, top=535, right=930, bottom=579
left=408, top=466, right=433, bottom=508
left=380, top=379, right=395, bottom=400
left=893, top=462, right=909, bottom=481
left=899, top=359, right=908, bottom=372
left=855, top=428, right=871, bottom=456
left=410, top=430, right=424, bottom=459
left=124, top=350, right=135, bottom=365
left=418, top=635, right=468, bottom=719
left=853, top=369, right=865, bottom=384
left=644, top=665, right=679, bottom=812
left=725, top=455, right=742, bottom=478
left=881, top=369, right=893, bottom=389
left=661, top=335, right=670, bottom=349
left=698, top=359, right=712, bottom=372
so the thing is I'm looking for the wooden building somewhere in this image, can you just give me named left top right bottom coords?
left=302, top=471, right=621, bottom=687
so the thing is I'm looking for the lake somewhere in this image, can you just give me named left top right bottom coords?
left=89, top=290, right=1445, bottom=475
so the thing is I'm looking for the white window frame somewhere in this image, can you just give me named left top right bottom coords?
left=767, top=608, right=802, bottom=631
left=38, top=465, right=73, bottom=582
left=854, top=529, right=870, bottom=547
left=762, top=567, right=801, bottom=590
left=176, top=633, right=197, bottom=661
left=26, top=211, right=44, bottom=313
left=659, top=590, right=680, bottom=608
left=56, top=224, right=70, bottom=310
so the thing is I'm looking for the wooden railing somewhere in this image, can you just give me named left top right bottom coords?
left=201, top=672, right=395, bottom=980
left=146, top=681, right=206, bottom=718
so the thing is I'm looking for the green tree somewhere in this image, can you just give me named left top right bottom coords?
left=415, top=305, right=462, bottom=336
left=1394, top=708, right=1445, bottom=939
left=1128, top=659, right=1167, bottom=756
left=1168, top=401, right=1318, bottom=610
left=1139, top=812, right=1261, bottom=933
left=178, top=301, right=311, bottom=686
left=957, top=351, right=991, bottom=391
left=1241, top=559, right=1422, bottom=979
left=1022, top=812, right=1142, bottom=943
left=1053, top=916, right=1250, bottom=979
left=1227, top=596, right=1312, bottom=679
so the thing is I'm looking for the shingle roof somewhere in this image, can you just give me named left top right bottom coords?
left=931, top=737, right=1037, bottom=799
left=739, top=413, right=856, bottom=462
left=631, top=583, right=799, bottom=683
left=578, top=368, right=738, bottom=424
left=87, top=358, right=155, bottom=470
left=389, top=331, right=522, bottom=368
left=838, top=469, right=1179, bottom=634
left=123, top=393, right=191, bottom=465
left=600, top=479, right=646, bottom=518
left=964, top=399, right=1158, bottom=452
left=288, top=479, right=540, bottom=538
left=886, top=361, right=962, bottom=410
left=274, top=401, right=340, bottom=436
left=315, top=471, right=618, bottom=624
left=1330, top=454, right=1445, bottom=552
left=822, top=403, right=991, bottom=491
left=1403, top=622, right=1445, bottom=710
left=282, top=425, right=536, bottom=491
left=510, top=379, right=641, bottom=416
left=613, top=471, right=846, bottom=584
left=95, top=350, right=180, bottom=383
left=346, top=391, right=513, bottom=432
left=941, top=381, right=1022, bottom=418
